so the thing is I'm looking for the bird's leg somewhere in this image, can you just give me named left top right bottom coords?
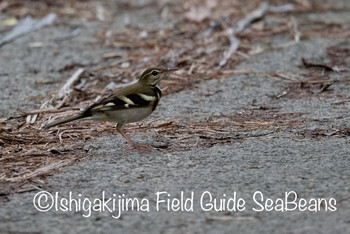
left=116, top=123, right=152, bottom=152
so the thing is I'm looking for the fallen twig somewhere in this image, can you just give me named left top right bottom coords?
left=0, top=13, right=56, bottom=47
left=302, top=79, right=350, bottom=84
left=57, top=68, right=85, bottom=99
left=331, top=99, right=350, bottom=105
left=4, top=159, right=75, bottom=182
left=219, top=2, right=269, bottom=67
left=290, top=17, right=300, bottom=43
left=302, top=58, right=350, bottom=72
left=269, top=72, right=301, bottom=83
left=219, top=29, right=240, bottom=67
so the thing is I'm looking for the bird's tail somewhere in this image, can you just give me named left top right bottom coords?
left=42, top=114, right=85, bottom=129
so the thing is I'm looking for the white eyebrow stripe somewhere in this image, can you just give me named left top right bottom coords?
left=138, top=93, right=156, bottom=101
left=120, top=96, right=135, bottom=105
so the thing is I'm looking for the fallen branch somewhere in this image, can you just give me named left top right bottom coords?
left=219, top=29, right=240, bottom=67
left=302, top=79, right=350, bottom=84
left=57, top=68, right=85, bottom=99
left=331, top=99, right=350, bottom=105
left=219, top=2, right=269, bottom=67
left=302, top=58, right=350, bottom=72
left=0, top=13, right=56, bottom=47
left=4, top=159, right=75, bottom=182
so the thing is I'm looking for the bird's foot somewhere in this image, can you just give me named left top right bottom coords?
left=124, top=144, right=153, bottom=152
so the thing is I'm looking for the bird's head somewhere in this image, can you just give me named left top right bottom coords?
left=139, top=67, right=177, bottom=86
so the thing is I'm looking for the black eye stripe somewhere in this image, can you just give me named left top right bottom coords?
left=151, top=71, right=159, bottom=76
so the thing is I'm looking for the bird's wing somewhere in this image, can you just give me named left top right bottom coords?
left=84, top=83, right=157, bottom=115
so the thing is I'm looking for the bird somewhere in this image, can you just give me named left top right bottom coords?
left=42, top=67, right=177, bottom=151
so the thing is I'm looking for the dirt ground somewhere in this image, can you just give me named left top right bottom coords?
left=0, top=0, right=350, bottom=233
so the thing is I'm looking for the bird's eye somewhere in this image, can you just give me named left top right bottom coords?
left=151, top=71, right=159, bottom=76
